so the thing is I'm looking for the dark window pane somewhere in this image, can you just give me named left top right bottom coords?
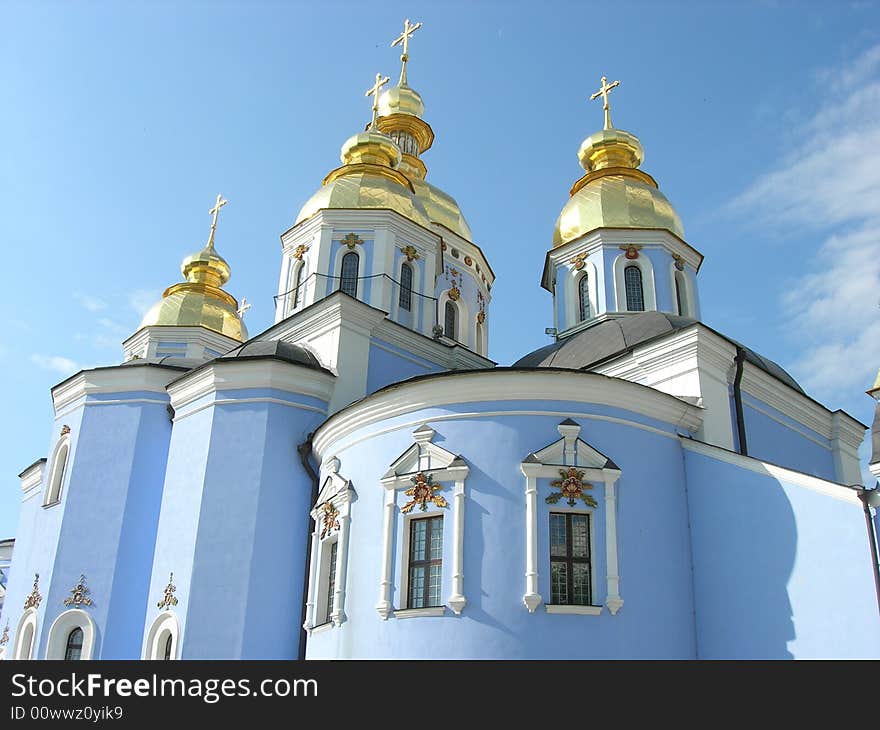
left=429, top=517, right=443, bottom=560
left=163, top=633, right=173, bottom=660
left=675, top=273, right=685, bottom=315
left=65, top=627, right=84, bottom=661
left=551, top=561, right=568, bottom=605
left=340, top=252, right=358, bottom=298
left=325, top=541, right=338, bottom=623
left=578, top=274, right=590, bottom=321
left=571, top=514, right=589, bottom=558
left=444, top=301, right=456, bottom=340
left=624, top=265, right=644, bottom=311
left=399, top=262, right=413, bottom=311
left=572, top=563, right=591, bottom=606
left=550, top=514, right=567, bottom=557
left=408, top=515, right=443, bottom=608
left=412, top=519, right=426, bottom=561
left=292, top=263, right=304, bottom=308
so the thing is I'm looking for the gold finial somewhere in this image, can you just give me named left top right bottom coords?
left=590, top=75, right=620, bottom=130
left=365, top=72, right=391, bottom=130
left=207, top=193, right=228, bottom=249
left=391, top=18, right=422, bottom=86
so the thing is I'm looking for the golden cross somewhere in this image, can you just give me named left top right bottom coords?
left=207, top=193, right=228, bottom=248
left=590, top=75, right=620, bottom=130
left=391, top=18, right=422, bottom=85
left=365, top=72, right=390, bottom=129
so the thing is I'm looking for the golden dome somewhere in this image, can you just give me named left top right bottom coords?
left=139, top=237, right=247, bottom=341
left=552, top=127, right=684, bottom=247
left=378, top=84, right=425, bottom=119
left=296, top=128, right=432, bottom=229
left=411, top=178, right=472, bottom=241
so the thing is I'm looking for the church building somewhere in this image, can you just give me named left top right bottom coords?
left=2, top=21, right=879, bottom=660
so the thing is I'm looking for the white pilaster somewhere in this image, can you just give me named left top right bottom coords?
left=521, top=467, right=542, bottom=613
left=448, top=479, right=467, bottom=614
left=604, top=476, right=623, bottom=615
left=376, top=488, right=396, bottom=620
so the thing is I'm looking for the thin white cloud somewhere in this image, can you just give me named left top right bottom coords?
left=73, top=292, right=108, bottom=312
left=732, top=44, right=880, bottom=406
left=30, top=354, right=81, bottom=375
left=129, top=289, right=158, bottom=317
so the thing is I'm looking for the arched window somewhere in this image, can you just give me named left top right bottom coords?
left=399, top=262, right=413, bottom=312
left=14, top=613, right=37, bottom=660
left=64, top=627, right=84, bottom=661
left=292, top=263, right=304, bottom=309
left=45, top=438, right=70, bottom=506
left=624, top=265, right=644, bottom=312
left=339, top=252, right=359, bottom=299
left=578, top=274, right=591, bottom=321
left=674, top=271, right=686, bottom=316
left=444, top=301, right=457, bottom=340
left=162, top=631, right=173, bottom=660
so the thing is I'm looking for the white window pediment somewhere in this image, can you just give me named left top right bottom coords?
left=377, top=425, right=469, bottom=618
left=521, top=420, right=624, bottom=616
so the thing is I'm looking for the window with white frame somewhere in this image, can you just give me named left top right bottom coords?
left=144, top=611, right=179, bottom=660
left=578, top=273, right=591, bottom=322
left=340, top=252, right=359, bottom=298
left=624, top=265, right=644, bottom=311
left=292, top=262, right=305, bottom=309
left=399, top=262, right=413, bottom=312
left=674, top=270, right=687, bottom=316
left=549, top=513, right=592, bottom=606
left=45, top=432, right=71, bottom=506
left=316, top=535, right=339, bottom=626
left=444, top=301, right=457, bottom=340
left=407, top=515, right=443, bottom=608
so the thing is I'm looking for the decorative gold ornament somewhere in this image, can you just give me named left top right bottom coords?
left=339, top=232, right=364, bottom=250
left=448, top=284, right=461, bottom=301
left=446, top=266, right=463, bottom=301
left=23, top=573, right=42, bottom=610
left=390, top=18, right=423, bottom=85
left=63, top=574, right=93, bottom=608
left=590, top=75, right=621, bottom=130
left=477, top=310, right=486, bottom=324
left=60, top=424, right=71, bottom=437
left=672, top=253, right=685, bottom=271
left=365, top=72, right=391, bottom=130
left=619, top=244, right=642, bottom=260
left=401, top=472, right=448, bottom=514
left=569, top=253, right=587, bottom=271
left=400, top=244, right=420, bottom=262
left=546, top=468, right=599, bottom=508
left=477, top=291, right=487, bottom=323
left=320, top=502, right=340, bottom=539
left=157, top=573, right=179, bottom=610
left=464, top=255, right=473, bottom=266
left=0, top=622, right=9, bottom=646
left=293, top=244, right=310, bottom=261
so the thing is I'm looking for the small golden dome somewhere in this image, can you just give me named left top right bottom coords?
left=181, top=245, right=231, bottom=288
left=553, top=127, right=684, bottom=247
left=378, top=84, right=425, bottom=119
left=340, top=130, right=401, bottom=168
left=411, top=178, right=472, bottom=241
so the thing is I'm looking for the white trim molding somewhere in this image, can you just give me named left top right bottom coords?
left=545, top=605, right=603, bottom=616
left=46, top=609, right=96, bottom=660
left=143, top=611, right=180, bottom=660
left=13, top=609, right=38, bottom=660
left=520, top=420, right=624, bottom=615
left=377, top=425, right=470, bottom=618
left=304, top=457, right=357, bottom=632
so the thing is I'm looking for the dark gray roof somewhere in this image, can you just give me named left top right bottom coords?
left=220, top=339, right=325, bottom=371
left=513, top=312, right=804, bottom=394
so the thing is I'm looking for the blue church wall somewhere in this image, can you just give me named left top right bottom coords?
left=740, top=393, right=835, bottom=481
left=434, top=261, right=484, bottom=345
left=390, top=248, right=427, bottom=330
left=307, top=399, right=698, bottom=659
left=366, top=340, right=442, bottom=395
left=147, top=382, right=328, bottom=659
left=684, top=448, right=880, bottom=658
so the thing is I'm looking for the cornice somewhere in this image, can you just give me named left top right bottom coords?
left=19, top=459, right=46, bottom=494
left=167, top=358, right=335, bottom=412
left=52, top=365, right=180, bottom=416
left=313, top=368, right=702, bottom=456
left=280, top=207, right=443, bottom=250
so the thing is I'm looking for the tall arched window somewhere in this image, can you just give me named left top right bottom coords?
left=578, top=274, right=591, bottom=321
left=162, top=632, right=173, bottom=660
left=624, top=265, right=644, bottom=312
left=292, top=263, right=304, bottom=309
left=64, top=627, right=84, bottom=661
left=444, top=301, right=457, bottom=340
left=339, top=252, right=359, bottom=299
left=399, top=262, right=413, bottom=312
left=14, top=614, right=36, bottom=660
left=674, top=271, right=686, bottom=316
left=45, top=437, right=70, bottom=506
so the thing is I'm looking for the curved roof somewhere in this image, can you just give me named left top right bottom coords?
left=513, top=312, right=804, bottom=394
left=219, top=339, right=326, bottom=371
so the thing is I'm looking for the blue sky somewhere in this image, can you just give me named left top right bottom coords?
left=2, top=0, right=879, bottom=538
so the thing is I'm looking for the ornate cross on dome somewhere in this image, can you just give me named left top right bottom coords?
left=207, top=193, right=228, bottom=248
left=236, top=297, right=251, bottom=318
left=365, top=72, right=391, bottom=130
left=590, top=75, right=620, bottom=130
left=391, top=18, right=422, bottom=85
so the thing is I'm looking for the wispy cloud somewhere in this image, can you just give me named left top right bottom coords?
left=731, top=44, right=880, bottom=404
left=129, top=289, right=158, bottom=317
left=30, top=354, right=81, bottom=376
left=73, top=292, right=108, bottom=313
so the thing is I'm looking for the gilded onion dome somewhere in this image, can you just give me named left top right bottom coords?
left=553, top=127, right=684, bottom=247
left=295, top=127, right=431, bottom=229
left=139, top=198, right=248, bottom=341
